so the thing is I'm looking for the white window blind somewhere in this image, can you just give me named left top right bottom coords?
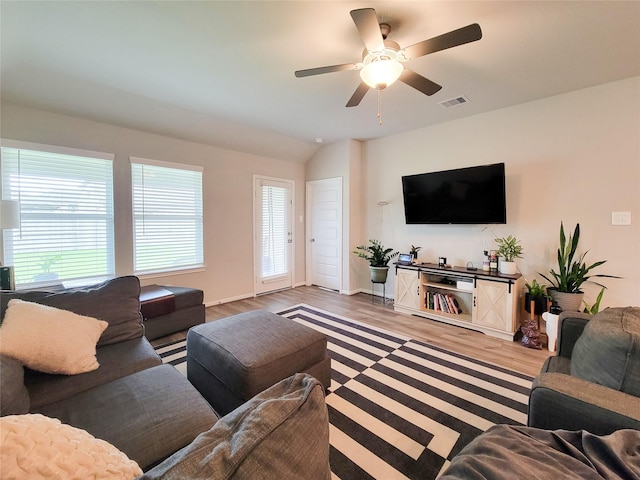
left=131, top=158, right=203, bottom=274
left=1, top=142, right=115, bottom=288
left=261, top=184, right=288, bottom=278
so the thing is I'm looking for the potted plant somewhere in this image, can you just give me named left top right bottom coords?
left=540, top=222, right=619, bottom=312
left=494, top=235, right=523, bottom=275
left=524, top=279, right=548, bottom=315
left=409, top=245, right=421, bottom=261
left=354, top=239, right=399, bottom=283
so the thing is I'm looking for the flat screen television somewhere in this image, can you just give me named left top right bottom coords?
left=401, top=163, right=506, bottom=224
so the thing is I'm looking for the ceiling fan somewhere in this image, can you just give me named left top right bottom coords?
left=295, top=8, right=482, bottom=108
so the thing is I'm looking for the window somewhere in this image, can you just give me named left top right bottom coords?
left=131, top=157, right=203, bottom=274
left=261, top=183, right=289, bottom=279
left=1, top=141, right=115, bottom=288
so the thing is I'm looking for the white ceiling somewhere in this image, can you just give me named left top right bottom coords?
left=1, top=1, right=639, bottom=163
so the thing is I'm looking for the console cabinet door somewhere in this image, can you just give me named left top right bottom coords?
left=395, top=268, right=421, bottom=311
left=473, top=279, right=514, bottom=332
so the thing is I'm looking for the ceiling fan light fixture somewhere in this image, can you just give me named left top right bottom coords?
left=360, top=58, right=403, bottom=90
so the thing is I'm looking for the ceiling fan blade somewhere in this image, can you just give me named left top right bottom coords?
left=346, top=82, right=370, bottom=107
left=399, top=69, right=442, bottom=96
left=350, top=8, right=384, bottom=52
left=403, top=23, right=482, bottom=60
left=295, top=63, right=359, bottom=78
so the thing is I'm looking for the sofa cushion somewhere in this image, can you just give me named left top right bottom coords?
left=540, top=355, right=571, bottom=375
left=0, top=276, right=144, bottom=346
left=36, top=364, right=219, bottom=471
left=0, top=355, right=29, bottom=415
left=163, top=286, right=204, bottom=311
left=27, top=337, right=161, bottom=411
left=140, top=373, right=330, bottom=480
left=0, top=413, right=142, bottom=480
left=0, top=299, right=108, bottom=375
left=571, top=307, right=640, bottom=396
left=440, top=425, right=640, bottom=479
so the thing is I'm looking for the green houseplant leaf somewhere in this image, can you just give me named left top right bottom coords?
left=494, top=235, right=524, bottom=262
left=540, top=222, right=620, bottom=293
left=353, top=239, right=399, bottom=267
left=525, top=279, right=547, bottom=298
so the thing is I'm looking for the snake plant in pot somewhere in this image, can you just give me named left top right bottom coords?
left=540, top=222, right=619, bottom=312
left=354, top=239, right=399, bottom=283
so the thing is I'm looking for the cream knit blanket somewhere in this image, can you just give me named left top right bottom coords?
left=0, top=414, right=141, bottom=480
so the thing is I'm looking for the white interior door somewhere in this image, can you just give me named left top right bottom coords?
left=254, top=177, right=293, bottom=295
left=306, top=178, right=342, bottom=291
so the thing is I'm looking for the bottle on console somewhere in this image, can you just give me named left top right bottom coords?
left=489, top=250, right=498, bottom=272
left=482, top=251, right=490, bottom=272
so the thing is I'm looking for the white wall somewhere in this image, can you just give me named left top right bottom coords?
left=306, top=139, right=364, bottom=294
left=0, top=104, right=306, bottom=305
left=3, top=76, right=639, bottom=309
left=362, top=77, right=640, bottom=308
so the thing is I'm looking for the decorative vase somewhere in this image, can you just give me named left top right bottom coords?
left=499, top=261, right=517, bottom=275
left=548, top=289, right=584, bottom=312
left=369, top=266, right=389, bottom=283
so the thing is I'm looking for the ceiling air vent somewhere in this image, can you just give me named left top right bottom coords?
left=438, top=96, right=470, bottom=108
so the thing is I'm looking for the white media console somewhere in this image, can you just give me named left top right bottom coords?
left=394, top=263, right=523, bottom=341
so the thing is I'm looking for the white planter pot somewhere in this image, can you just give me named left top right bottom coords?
left=498, top=261, right=517, bottom=275
left=369, top=266, right=389, bottom=283
left=548, top=289, right=584, bottom=312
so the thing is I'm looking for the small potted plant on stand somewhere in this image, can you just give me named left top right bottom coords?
left=524, top=279, right=548, bottom=315
left=409, top=245, right=421, bottom=262
left=354, top=239, right=399, bottom=283
left=540, top=222, right=619, bottom=312
left=494, top=235, right=523, bottom=275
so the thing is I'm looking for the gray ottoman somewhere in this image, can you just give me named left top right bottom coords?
left=187, top=310, right=331, bottom=415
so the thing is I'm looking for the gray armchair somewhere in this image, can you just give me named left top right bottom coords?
left=528, top=307, right=640, bottom=435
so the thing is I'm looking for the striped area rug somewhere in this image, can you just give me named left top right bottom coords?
left=155, top=303, right=533, bottom=480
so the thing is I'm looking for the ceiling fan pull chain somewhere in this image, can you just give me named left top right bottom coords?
left=377, top=89, right=383, bottom=125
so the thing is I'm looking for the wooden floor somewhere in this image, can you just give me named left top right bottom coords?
left=151, top=285, right=552, bottom=378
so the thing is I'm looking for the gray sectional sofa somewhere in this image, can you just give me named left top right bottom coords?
left=0, top=276, right=218, bottom=470
left=0, top=276, right=331, bottom=478
left=528, top=307, right=640, bottom=434
left=440, top=306, right=640, bottom=479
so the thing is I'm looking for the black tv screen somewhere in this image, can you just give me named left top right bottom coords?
left=402, top=163, right=507, bottom=224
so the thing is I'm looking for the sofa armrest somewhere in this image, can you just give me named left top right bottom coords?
left=528, top=372, right=640, bottom=435
left=556, top=312, right=592, bottom=358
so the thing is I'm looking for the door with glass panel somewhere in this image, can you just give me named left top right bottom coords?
left=254, top=177, right=293, bottom=295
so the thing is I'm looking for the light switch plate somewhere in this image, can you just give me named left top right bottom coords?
left=611, top=211, right=631, bottom=225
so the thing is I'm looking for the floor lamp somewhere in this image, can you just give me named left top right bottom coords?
left=0, top=199, right=20, bottom=289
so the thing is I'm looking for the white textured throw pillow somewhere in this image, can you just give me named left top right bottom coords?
left=0, top=414, right=142, bottom=480
left=0, top=299, right=108, bottom=374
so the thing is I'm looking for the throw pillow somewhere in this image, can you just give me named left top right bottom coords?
left=0, top=413, right=142, bottom=480
left=140, top=373, right=331, bottom=480
left=0, top=299, right=108, bottom=375
left=0, top=275, right=144, bottom=346
left=571, top=306, right=640, bottom=395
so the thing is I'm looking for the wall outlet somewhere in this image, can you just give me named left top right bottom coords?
left=611, top=211, right=631, bottom=226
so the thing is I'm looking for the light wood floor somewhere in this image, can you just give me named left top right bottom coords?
left=151, top=285, right=552, bottom=378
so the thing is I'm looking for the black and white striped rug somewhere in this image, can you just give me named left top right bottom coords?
left=155, top=304, right=533, bottom=479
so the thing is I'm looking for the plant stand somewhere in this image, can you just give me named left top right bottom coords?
left=371, top=280, right=387, bottom=305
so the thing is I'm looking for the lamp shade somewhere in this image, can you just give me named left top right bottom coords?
left=360, top=59, right=403, bottom=90
left=0, top=200, right=20, bottom=229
